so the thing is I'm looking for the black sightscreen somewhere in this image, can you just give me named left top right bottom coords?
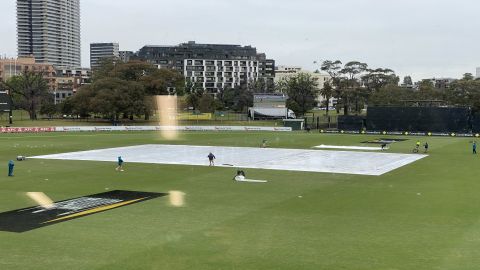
left=338, top=115, right=365, bottom=131
left=366, top=107, right=471, bottom=133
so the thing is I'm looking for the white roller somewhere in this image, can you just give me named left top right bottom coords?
left=314, top=145, right=386, bottom=151
left=235, top=178, right=268, bottom=183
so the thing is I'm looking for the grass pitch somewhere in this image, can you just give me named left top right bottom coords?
left=0, top=131, right=479, bottom=270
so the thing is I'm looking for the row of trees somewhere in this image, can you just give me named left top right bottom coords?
left=0, top=59, right=278, bottom=120
left=319, top=60, right=399, bottom=116
left=4, top=58, right=480, bottom=121
left=67, top=60, right=185, bottom=120
left=318, top=61, right=480, bottom=115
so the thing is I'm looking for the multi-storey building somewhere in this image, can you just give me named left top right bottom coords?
left=119, top=51, right=135, bottom=63
left=53, top=68, right=92, bottom=103
left=0, top=57, right=56, bottom=89
left=137, top=41, right=275, bottom=93
left=257, top=53, right=275, bottom=82
left=90, top=43, right=120, bottom=69
left=0, top=57, right=91, bottom=104
left=182, top=59, right=261, bottom=92
left=17, top=0, right=81, bottom=68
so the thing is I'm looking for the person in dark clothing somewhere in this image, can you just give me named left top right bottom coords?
left=116, top=156, right=124, bottom=171
left=424, top=142, right=429, bottom=153
left=208, top=153, right=216, bottom=166
left=473, top=142, right=477, bottom=154
left=8, top=160, right=14, bottom=177
left=381, top=143, right=387, bottom=151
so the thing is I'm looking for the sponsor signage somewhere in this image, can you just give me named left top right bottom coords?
left=0, top=190, right=167, bottom=233
left=0, top=127, right=55, bottom=133
left=55, top=126, right=293, bottom=132
left=320, top=130, right=477, bottom=137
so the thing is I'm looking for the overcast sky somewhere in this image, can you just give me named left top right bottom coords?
left=0, top=0, right=479, bottom=81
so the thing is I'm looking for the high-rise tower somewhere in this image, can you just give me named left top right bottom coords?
left=17, top=0, right=81, bottom=68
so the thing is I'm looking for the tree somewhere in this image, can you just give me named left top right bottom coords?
left=321, top=60, right=343, bottom=84
left=185, top=80, right=204, bottom=110
left=2, top=72, right=50, bottom=120
left=198, top=93, right=215, bottom=113
left=447, top=77, right=480, bottom=112
left=72, top=59, right=183, bottom=121
left=418, top=80, right=434, bottom=92
left=278, top=73, right=319, bottom=117
left=402, top=76, right=413, bottom=86
left=250, top=79, right=275, bottom=93
left=218, top=86, right=235, bottom=110
left=141, top=68, right=185, bottom=96
left=39, top=99, right=58, bottom=119
left=230, top=84, right=254, bottom=112
left=362, top=68, right=399, bottom=94
left=320, top=81, right=334, bottom=116
left=463, top=73, right=474, bottom=81
left=88, top=78, right=147, bottom=121
left=369, top=84, right=415, bottom=106
left=59, top=97, right=75, bottom=116
left=70, top=85, right=95, bottom=117
left=339, top=61, right=368, bottom=115
left=362, top=68, right=399, bottom=110
left=115, top=61, right=157, bottom=81
left=321, top=60, right=343, bottom=114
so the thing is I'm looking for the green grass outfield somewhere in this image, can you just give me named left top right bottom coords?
left=0, top=131, right=479, bottom=270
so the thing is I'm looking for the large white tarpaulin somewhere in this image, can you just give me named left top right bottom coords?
left=31, top=144, right=427, bottom=176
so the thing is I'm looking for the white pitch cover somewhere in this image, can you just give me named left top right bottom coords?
left=31, top=144, right=427, bottom=176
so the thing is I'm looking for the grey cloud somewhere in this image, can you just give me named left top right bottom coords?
left=1, top=0, right=479, bottom=80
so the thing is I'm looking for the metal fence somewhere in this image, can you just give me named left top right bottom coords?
left=303, top=113, right=338, bottom=129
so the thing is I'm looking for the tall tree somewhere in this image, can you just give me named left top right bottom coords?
left=320, top=81, right=334, bottom=116
left=362, top=68, right=399, bottom=109
left=362, top=68, right=398, bottom=93
left=2, top=72, right=50, bottom=120
left=339, top=61, right=368, bottom=115
left=402, top=76, right=413, bottom=86
left=321, top=60, right=343, bottom=113
left=321, top=60, right=343, bottom=85
left=231, top=84, right=254, bottom=112
left=463, top=73, right=474, bottom=81
left=185, top=80, right=204, bottom=110
left=278, top=73, right=319, bottom=117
